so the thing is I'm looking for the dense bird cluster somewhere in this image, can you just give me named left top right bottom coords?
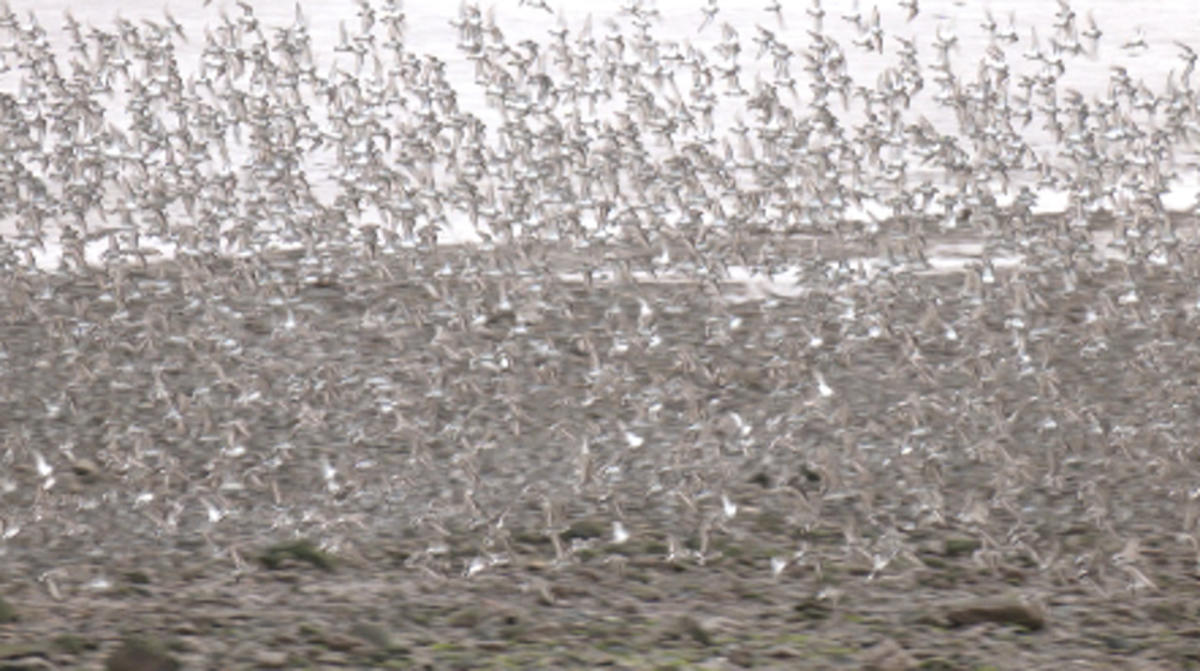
left=2, top=0, right=1200, bottom=610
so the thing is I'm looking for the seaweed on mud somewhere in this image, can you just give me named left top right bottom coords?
left=258, top=540, right=337, bottom=572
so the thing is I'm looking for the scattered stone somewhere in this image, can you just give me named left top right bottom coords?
left=726, top=645, right=756, bottom=668
left=862, top=638, right=918, bottom=671
left=252, top=650, right=289, bottom=668
left=532, top=579, right=556, bottom=606
left=916, top=658, right=958, bottom=670
left=791, top=597, right=833, bottom=621
left=942, top=595, right=1047, bottom=631
left=762, top=644, right=804, bottom=659
left=347, top=622, right=393, bottom=650
left=51, top=634, right=95, bottom=655
left=747, top=471, right=772, bottom=488
left=562, top=519, right=607, bottom=542
left=0, top=655, right=54, bottom=670
left=319, top=633, right=364, bottom=653
left=258, top=539, right=336, bottom=572
left=310, top=650, right=351, bottom=666
left=0, top=643, right=48, bottom=661
left=70, top=458, right=102, bottom=483
left=446, top=607, right=485, bottom=629
left=103, top=637, right=180, bottom=671
left=943, top=537, right=982, bottom=557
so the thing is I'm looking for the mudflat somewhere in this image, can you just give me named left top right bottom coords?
left=1, top=238, right=1198, bottom=670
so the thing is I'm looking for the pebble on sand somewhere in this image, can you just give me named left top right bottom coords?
left=942, top=595, right=1047, bottom=631
left=103, top=637, right=180, bottom=671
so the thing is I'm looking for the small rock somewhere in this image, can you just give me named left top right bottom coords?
left=726, top=645, right=755, bottom=668
left=446, top=607, right=485, bottom=629
left=791, top=597, right=833, bottom=621
left=942, top=537, right=982, bottom=557
left=942, top=595, right=1047, bottom=631
left=347, top=623, right=393, bottom=650
left=747, top=471, right=771, bottom=488
left=485, top=309, right=516, bottom=328
left=257, top=539, right=336, bottom=572
left=762, top=644, right=803, bottom=659
left=862, top=638, right=918, bottom=671
left=252, top=650, right=289, bottom=668
left=103, top=637, right=180, bottom=671
left=320, top=633, right=363, bottom=653
left=311, top=650, right=350, bottom=666
left=70, top=458, right=101, bottom=483
left=0, top=656, right=54, bottom=670
left=475, top=640, right=509, bottom=652
left=562, top=519, right=607, bottom=542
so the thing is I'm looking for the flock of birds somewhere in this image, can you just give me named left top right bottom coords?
left=2, top=0, right=1200, bottom=605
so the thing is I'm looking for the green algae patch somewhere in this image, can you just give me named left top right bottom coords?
left=258, top=539, right=336, bottom=572
left=124, top=570, right=152, bottom=585
left=52, top=633, right=97, bottom=654
left=0, top=596, right=16, bottom=624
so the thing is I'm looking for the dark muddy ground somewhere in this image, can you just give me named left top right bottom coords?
left=1, top=234, right=1199, bottom=669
